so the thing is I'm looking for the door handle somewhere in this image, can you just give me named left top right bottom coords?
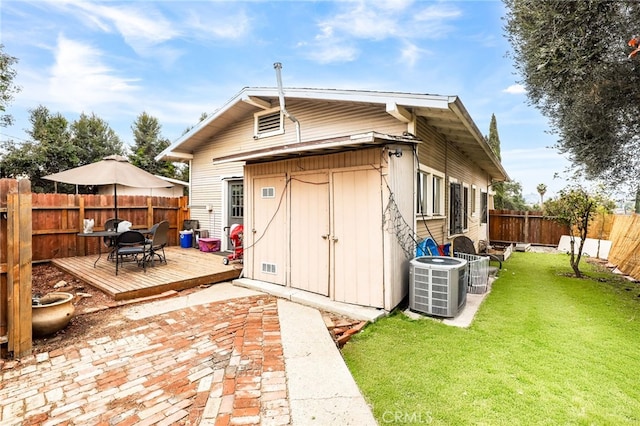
left=322, top=234, right=329, bottom=240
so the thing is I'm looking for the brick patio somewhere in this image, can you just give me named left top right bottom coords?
left=0, top=295, right=290, bottom=426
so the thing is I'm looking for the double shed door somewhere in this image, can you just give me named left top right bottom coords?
left=289, top=168, right=384, bottom=308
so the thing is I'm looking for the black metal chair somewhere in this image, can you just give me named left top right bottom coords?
left=103, top=218, right=123, bottom=261
left=115, top=231, right=147, bottom=275
left=452, top=235, right=502, bottom=269
left=145, top=221, right=169, bottom=265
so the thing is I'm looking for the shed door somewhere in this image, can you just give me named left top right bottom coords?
left=252, top=175, right=287, bottom=285
left=290, top=173, right=330, bottom=296
left=332, top=169, right=384, bottom=307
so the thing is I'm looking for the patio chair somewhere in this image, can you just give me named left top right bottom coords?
left=115, top=230, right=148, bottom=275
left=145, top=220, right=169, bottom=265
left=103, top=218, right=123, bottom=261
left=452, top=235, right=502, bottom=270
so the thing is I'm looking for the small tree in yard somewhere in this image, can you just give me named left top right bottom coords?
left=544, top=185, right=614, bottom=278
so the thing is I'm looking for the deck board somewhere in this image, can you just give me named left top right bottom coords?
left=51, top=247, right=241, bottom=301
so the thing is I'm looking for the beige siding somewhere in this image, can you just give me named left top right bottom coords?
left=414, top=117, right=492, bottom=247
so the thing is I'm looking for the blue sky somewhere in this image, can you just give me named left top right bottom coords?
left=1, top=0, right=573, bottom=201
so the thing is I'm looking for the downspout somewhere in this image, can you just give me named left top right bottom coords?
left=273, top=62, right=301, bottom=143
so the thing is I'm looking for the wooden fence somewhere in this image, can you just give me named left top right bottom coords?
left=604, top=215, right=640, bottom=279
left=489, top=210, right=570, bottom=246
left=490, top=209, right=618, bottom=246
left=1, top=179, right=33, bottom=358
left=1, top=178, right=190, bottom=358
left=31, top=192, right=189, bottom=261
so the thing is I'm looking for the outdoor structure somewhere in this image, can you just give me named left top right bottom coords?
left=157, top=86, right=508, bottom=311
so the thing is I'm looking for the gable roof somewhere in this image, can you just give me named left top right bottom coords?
left=157, top=87, right=508, bottom=181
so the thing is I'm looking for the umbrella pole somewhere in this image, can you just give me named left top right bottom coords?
left=114, top=184, right=118, bottom=221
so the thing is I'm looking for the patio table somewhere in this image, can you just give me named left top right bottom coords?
left=77, top=230, right=120, bottom=267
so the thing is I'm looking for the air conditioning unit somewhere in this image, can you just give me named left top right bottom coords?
left=409, top=256, right=468, bottom=318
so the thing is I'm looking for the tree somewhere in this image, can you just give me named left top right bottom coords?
left=486, top=113, right=501, bottom=160
left=536, top=183, right=547, bottom=206
left=130, top=112, right=175, bottom=178
left=0, top=106, right=124, bottom=192
left=493, top=181, right=528, bottom=210
left=544, top=185, right=614, bottom=278
left=0, top=44, right=20, bottom=127
left=71, top=112, right=124, bottom=166
left=503, top=1, right=640, bottom=189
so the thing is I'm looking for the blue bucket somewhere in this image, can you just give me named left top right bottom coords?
left=179, top=231, right=193, bottom=248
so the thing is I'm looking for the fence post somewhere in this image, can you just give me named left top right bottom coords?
left=0, top=179, right=15, bottom=357
left=523, top=211, right=529, bottom=243
left=6, top=179, right=32, bottom=358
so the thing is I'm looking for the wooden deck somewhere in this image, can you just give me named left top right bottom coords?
left=51, top=246, right=241, bottom=301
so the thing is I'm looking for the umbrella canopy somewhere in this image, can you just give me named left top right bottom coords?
left=44, top=155, right=172, bottom=188
left=44, top=155, right=173, bottom=221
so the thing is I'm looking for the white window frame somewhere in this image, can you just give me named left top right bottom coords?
left=471, top=185, right=478, bottom=217
left=417, top=165, right=445, bottom=218
left=254, top=107, right=284, bottom=139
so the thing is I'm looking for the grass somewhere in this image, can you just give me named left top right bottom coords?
left=342, top=252, right=640, bottom=425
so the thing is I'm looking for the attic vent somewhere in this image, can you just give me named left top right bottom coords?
left=254, top=108, right=284, bottom=138
left=261, top=262, right=277, bottom=274
left=261, top=187, right=275, bottom=198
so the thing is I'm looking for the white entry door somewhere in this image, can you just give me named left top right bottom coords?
left=290, top=172, right=330, bottom=296
left=331, top=169, right=384, bottom=308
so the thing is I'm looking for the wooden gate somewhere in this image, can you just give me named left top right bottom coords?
left=1, top=179, right=33, bottom=359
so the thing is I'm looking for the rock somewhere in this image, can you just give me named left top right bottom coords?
left=53, top=280, right=67, bottom=288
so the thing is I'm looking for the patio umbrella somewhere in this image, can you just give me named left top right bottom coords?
left=43, top=155, right=173, bottom=221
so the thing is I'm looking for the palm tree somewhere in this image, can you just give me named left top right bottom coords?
left=537, top=183, right=547, bottom=207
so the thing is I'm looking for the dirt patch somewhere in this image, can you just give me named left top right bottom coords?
left=29, top=263, right=363, bottom=355
left=31, top=263, right=125, bottom=354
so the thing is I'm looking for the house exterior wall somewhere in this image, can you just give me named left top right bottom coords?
left=185, top=95, right=500, bottom=310
left=414, top=116, right=492, bottom=250
left=188, top=99, right=406, bottom=241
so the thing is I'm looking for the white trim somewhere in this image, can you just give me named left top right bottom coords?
left=417, top=165, right=445, bottom=219
left=254, top=107, right=284, bottom=139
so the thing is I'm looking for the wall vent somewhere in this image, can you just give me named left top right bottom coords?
left=261, top=262, right=277, bottom=274
left=261, top=187, right=275, bottom=198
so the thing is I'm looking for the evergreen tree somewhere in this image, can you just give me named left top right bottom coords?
left=129, top=112, right=175, bottom=178
left=487, top=113, right=501, bottom=160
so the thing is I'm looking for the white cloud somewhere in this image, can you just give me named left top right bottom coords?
left=48, top=35, right=140, bottom=111
left=503, top=84, right=526, bottom=94
left=186, top=10, right=251, bottom=40
left=400, top=41, right=431, bottom=68
left=302, top=1, right=461, bottom=64
left=71, top=1, right=180, bottom=56
left=306, top=43, right=359, bottom=64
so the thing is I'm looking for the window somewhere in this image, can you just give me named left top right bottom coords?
left=449, top=181, right=463, bottom=234
left=480, top=191, right=488, bottom=224
left=254, top=108, right=284, bottom=138
left=471, top=185, right=477, bottom=216
left=416, top=166, right=445, bottom=217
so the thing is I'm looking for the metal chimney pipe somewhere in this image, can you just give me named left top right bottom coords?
left=273, top=62, right=301, bottom=143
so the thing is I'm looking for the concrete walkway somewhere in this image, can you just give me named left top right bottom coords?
left=0, top=283, right=377, bottom=425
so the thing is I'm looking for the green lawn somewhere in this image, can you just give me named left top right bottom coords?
left=343, top=252, right=640, bottom=425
